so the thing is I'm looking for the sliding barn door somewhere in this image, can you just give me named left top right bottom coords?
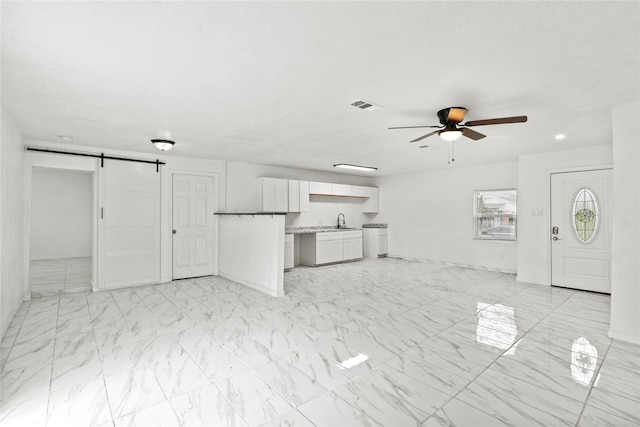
left=97, top=160, right=161, bottom=289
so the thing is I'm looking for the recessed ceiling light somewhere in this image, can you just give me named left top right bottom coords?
left=56, top=135, right=74, bottom=141
left=555, top=134, right=566, bottom=140
left=333, top=163, right=377, bottom=172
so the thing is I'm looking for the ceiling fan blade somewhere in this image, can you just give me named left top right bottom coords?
left=389, top=125, right=441, bottom=130
left=464, top=115, right=528, bottom=127
left=410, top=130, right=439, bottom=143
left=447, top=107, right=468, bottom=123
left=462, top=127, right=486, bottom=140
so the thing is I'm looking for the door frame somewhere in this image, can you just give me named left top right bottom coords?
left=169, top=170, right=219, bottom=280
left=547, top=165, right=613, bottom=288
left=24, top=153, right=99, bottom=298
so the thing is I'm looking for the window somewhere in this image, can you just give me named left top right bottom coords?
left=473, top=189, right=516, bottom=241
left=571, top=187, right=599, bottom=244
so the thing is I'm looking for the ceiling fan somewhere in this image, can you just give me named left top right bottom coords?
left=389, top=107, right=528, bottom=143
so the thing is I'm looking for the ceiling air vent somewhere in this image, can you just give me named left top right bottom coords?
left=349, top=99, right=382, bottom=111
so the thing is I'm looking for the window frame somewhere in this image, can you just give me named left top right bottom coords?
left=473, top=188, right=517, bottom=241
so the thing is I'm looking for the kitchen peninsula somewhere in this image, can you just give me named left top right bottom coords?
left=217, top=212, right=286, bottom=297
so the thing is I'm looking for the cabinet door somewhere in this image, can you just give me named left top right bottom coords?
left=379, top=235, right=388, bottom=255
left=299, top=181, right=310, bottom=212
left=363, top=187, right=379, bottom=213
left=284, top=235, right=294, bottom=269
left=316, top=239, right=343, bottom=264
left=309, top=181, right=332, bottom=195
left=331, top=183, right=352, bottom=196
left=273, top=179, right=289, bottom=212
left=351, top=185, right=369, bottom=198
left=288, top=180, right=300, bottom=212
left=262, top=178, right=275, bottom=212
left=344, top=238, right=363, bottom=260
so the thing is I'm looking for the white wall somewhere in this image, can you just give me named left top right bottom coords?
left=376, top=161, right=518, bottom=273
left=225, top=161, right=378, bottom=228
left=610, top=99, right=639, bottom=344
left=29, top=168, right=93, bottom=260
left=1, top=108, right=27, bottom=339
left=25, top=140, right=226, bottom=285
left=516, top=144, right=613, bottom=285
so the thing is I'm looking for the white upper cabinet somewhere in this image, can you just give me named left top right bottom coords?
left=331, top=183, right=352, bottom=197
left=363, top=187, right=379, bottom=213
left=288, top=180, right=300, bottom=212
left=271, top=179, right=377, bottom=212
left=288, top=180, right=310, bottom=213
left=309, top=181, right=332, bottom=195
left=299, top=180, right=310, bottom=212
left=351, top=185, right=369, bottom=198
left=260, top=177, right=288, bottom=212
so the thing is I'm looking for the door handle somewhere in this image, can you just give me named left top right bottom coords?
left=172, top=230, right=177, bottom=234
left=553, top=236, right=562, bottom=241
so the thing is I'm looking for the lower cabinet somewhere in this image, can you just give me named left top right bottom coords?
left=300, top=230, right=362, bottom=266
left=363, top=228, right=388, bottom=258
left=316, top=237, right=343, bottom=265
left=343, top=231, right=363, bottom=260
left=284, top=234, right=294, bottom=270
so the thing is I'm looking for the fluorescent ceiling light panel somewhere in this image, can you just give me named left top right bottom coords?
left=333, top=163, right=378, bottom=172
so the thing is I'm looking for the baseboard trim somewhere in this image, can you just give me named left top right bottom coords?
left=218, top=271, right=283, bottom=297
left=387, top=254, right=517, bottom=275
left=1, top=297, right=24, bottom=341
left=608, top=328, right=640, bottom=345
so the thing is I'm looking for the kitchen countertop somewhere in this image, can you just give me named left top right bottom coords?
left=285, top=225, right=362, bottom=234
left=362, top=223, right=387, bottom=228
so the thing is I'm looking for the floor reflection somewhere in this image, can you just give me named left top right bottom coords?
left=571, top=337, right=598, bottom=386
left=476, top=302, right=517, bottom=352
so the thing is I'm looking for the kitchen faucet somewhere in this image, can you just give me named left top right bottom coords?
left=337, top=213, right=346, bottom=229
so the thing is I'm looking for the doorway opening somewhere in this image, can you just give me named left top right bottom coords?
left=29, top=167, right=94, bottom=297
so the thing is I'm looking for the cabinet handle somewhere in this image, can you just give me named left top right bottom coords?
left=101, top=207, right=104, bottom=219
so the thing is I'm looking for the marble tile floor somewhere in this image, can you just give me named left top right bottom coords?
left=1, top=257, right=638, bottom=426
left=29, top=257, right=92, bottom=297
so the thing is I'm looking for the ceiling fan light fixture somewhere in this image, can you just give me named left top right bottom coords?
left=151, top=139, right=175, bottom=151
left=439, top=129, right=463, bottom=142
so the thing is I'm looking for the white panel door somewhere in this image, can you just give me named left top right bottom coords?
left=98, top=160, right=160, bottom=289
left=173, top=174, right=216, bottom=280
left=551, top=169, right=612, bottom=293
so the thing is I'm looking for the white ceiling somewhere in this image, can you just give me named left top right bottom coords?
left=2, top=1, right=638, bottom=176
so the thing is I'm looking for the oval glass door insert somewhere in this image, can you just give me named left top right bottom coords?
left=572, top=187, right=600, bottom=244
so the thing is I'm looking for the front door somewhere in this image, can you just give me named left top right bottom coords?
left=172, top=174, right=216, bottom=280
left=550, top=169, right=612, bottom=293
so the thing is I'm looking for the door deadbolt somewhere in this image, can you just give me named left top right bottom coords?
left=552, top=226, right=559, bottom=235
